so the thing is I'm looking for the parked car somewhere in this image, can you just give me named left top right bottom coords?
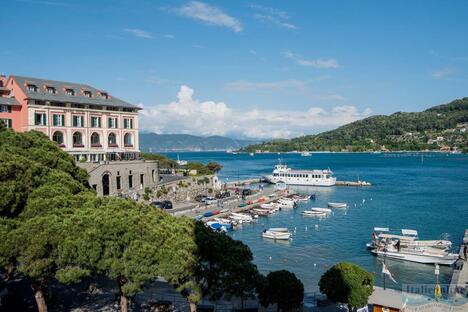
left=204, top=197, right=217, bottom=205
left=195, top=194, right=207, bottom=202
left=215, top=191, right=231, bottom=199
left=242, top=189, right=252, bottom=196
left=151, top=200, right=173, bottom=210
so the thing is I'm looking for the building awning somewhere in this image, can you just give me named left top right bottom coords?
left=368, top=287, right=405, bottom=310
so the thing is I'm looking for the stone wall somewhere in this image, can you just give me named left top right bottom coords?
left=78, top=160, right=159, bottom=196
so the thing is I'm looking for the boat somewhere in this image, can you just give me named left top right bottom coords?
left=176, top=154, right=188, bottom=166
left=370, top=246, right=458, bottom=266
left=292, top=194, right=311, bottom=202
left=252, top=208, right=270, bottom=216
left=276, top=198, right=296, bottom=209
left=249, top=152, right=254, bottom=156
left=260, top=203, right=278, bottom=209
left=311, top=207, right=332, bottom=213
left=264, top=161, right=336, bottom=186
left=328, top=202, right=347, bottom=208
left=206, top=221, right=230, bottom=232
left=230, top=212, right=254, bottom=222
left=367, top=228, right=452, bottom=250
left=302, top=210, right=327, bottom=216
left=262, top=228, right=291, bottom=240
left=301, top=151, right=312, bottom=157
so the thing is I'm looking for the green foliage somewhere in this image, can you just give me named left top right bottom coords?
left=243, top=97, right=468, bottom=152
left=258, top=270, right=304, bottom=311
left=0, top=129, right=89, bottom=217
left=206, top=162, right=223, bottom=173
left=319, top=262, right=374, bottom=310
left=193, top=222, right=259, bottom=303
left=141, top=152, right=177, bottom=169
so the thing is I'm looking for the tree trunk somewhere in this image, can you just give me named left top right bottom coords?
left=189, top=301, right=197, bottom=312
left=33, top=288, right=48, bottom=312
left=120, top=294, right=128, bottom=312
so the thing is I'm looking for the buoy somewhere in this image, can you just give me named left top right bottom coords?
left=314, top=263, right=317, bottom=268
left=315, top=224, right=318, bottom=229
left=305, top=226, right=308, bottom=231
left=269, top=256, right=272, bottom=260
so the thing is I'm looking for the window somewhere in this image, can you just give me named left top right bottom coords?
left=0, top=105, right=11, bottom=113
left=27, top=84, right=38, bottom=92
left=123, top=118, right=133, bottom=129
left=128, top=175, right=133, bottom=188
left=83, top=90, right=92, bottom=98
left=108, top=133, right=117, bottom=146
left=66, top=89, right=75, bottom=96
left=0, top=119, right=12, bottom=128
left=108, top=117, right=118, bottom=128
left=140, top=174, right=144, bottom=187
left=90, top=132, right=100, bottom=146
left=52, top=114, right=65, bottom=127
left=46, top=86, right=56, bottom=94
left=124, top=133, right=132, bottom=146
left=35, top=112, right=47, bottom=126
left=90, top=116, right=101, bottom=128
left=73, top=132, right=83, bottom=146
left=116, top=176, right=121, bottom=190
left=52, top=131, right=64, bottom=145
left=73, top=115, right=84, bottom=127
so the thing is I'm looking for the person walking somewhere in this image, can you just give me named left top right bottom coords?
left=464, top=243, right=467, bottom=261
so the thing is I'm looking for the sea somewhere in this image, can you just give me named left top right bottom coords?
left=162, top=151, right=468, bottom=295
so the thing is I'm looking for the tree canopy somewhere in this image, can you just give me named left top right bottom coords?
left=319, top=262, right=374, bottom=311
left=258, top=270, right=304, bottom=312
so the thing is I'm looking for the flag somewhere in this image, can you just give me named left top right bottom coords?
left=382, top=263, right=397, bottom=284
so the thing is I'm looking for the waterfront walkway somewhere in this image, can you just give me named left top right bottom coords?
left=450, top=229, right=468, bottom=299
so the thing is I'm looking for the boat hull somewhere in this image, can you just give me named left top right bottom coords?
left=371, top=249, right=457, bottom=266
left=265, top=175, right=336, bottom=186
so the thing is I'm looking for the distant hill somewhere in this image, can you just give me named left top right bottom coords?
left=139, top=133, right=260, bottom=152
left=242, top=97, right=468, bottom=153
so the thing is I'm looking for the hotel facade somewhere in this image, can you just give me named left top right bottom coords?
left=0, top=74, right=158, bottom=196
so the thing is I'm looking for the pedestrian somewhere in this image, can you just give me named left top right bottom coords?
left=464, top=243, right=467, bottom=261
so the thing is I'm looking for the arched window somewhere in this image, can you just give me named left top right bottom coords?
left=91, top=132, right=100, bottom=146
left=124, top=133, right=132, bottom=146
left=52, top=131, right=64, bottom=145
left=108, top=132, right=117, bottom=146
left=73, top=132, right=83, bottom=146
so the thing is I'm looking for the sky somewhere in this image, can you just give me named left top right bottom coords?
left=1, top=0, right=468, bottom=139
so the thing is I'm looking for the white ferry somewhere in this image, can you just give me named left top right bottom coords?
left=264, top=163, right=336, bottom=186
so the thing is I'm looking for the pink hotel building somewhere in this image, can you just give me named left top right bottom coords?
left=0, top=74, right=159, bottom=196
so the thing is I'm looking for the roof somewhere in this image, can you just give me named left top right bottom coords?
left=0, top=97, right=20, bottom=106
left=12, top=75, right=139, bottom=110
left=368, top=287, right=405, bottom=309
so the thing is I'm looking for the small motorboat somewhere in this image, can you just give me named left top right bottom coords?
left=230, top=212, right=254, bottom=222
left=292, top=194, right=311, bottom=202
left=262, top=228, right=291, bottom=240
left=252, top=208, right=270, bottom=216
left=302, top=210, right=327, bottom=216
left=260, top=203, right=278, bottom=209
left=328, top=202, right=347, bottom=208
left=311, top=207, right=332, bottom=213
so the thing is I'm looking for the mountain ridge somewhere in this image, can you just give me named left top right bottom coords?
left=139, top=133, right=260, bottom=152
left=241, top=97, right=468, bottom=153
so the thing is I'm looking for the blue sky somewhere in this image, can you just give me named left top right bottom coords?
left=1, top=0, right=467, bottom=138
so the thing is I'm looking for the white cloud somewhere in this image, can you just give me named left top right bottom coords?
left=123, top=28, right=153, bottom=39
left=140, top=85, right=371, bottom=139
left=284, top=51, right=340, bottom=69
left=432, top=68, right=455, bottom=80
left=250, top=4, right=297, bottom=29
left=173, top=1, right=243, bottom=32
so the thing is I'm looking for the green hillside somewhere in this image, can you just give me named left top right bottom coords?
left=242, top=98, right=468, bottom=153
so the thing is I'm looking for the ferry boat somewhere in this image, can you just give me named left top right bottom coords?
left=265, top=163, right=336, bottom=186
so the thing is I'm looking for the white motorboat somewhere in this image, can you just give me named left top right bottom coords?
left=292, top=194, right=311, bottom=202
left=367, top=228, right=452, bottom=250
left=264, top=162, right=336, bottom=186
left=311, top=207, right=332, bottom=213
left=230, top=212, right=253, bottom=222
left=371, top=246, right=458, bottom=266
left=302, top=210, right=327, bottom=217
left=328, top=202, right=347, bottom=208
left=301, top=151, right=312, bottom=157
left=262, top=228, right=291, bottom=240
left=276, top=201, right=295, bottom=209
left=252, top=208, right=270, bottom=216
left=260, top=203, right=279, bottom=210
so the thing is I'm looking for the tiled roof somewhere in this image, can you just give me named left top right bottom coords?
left=12, top=75, right=139, bottom=110
left=0, top=97, right=20, bottom=106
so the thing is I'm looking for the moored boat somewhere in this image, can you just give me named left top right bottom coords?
left=311, top=207, right=332, bottom=213
left=262, top=228, right=291, bottom=240
left=264, top=162, right=336, bottom=186
left=302, top=210, right=327, bottom=217
left=328, top=202, right=347, bottom=208
left=370, top=247, right=458, bottom=266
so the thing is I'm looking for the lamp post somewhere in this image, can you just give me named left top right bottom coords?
left=434, top=264, right=441, bottom=301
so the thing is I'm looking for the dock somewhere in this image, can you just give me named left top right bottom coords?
left=449, top=229, right=468, bottom=299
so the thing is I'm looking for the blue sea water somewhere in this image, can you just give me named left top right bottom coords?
left=163, top=152, right=468, bottom=293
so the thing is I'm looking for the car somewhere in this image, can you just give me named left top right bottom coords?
left=195, top=194, right=207, bottom=202
left=151, top=200, right=173, bottom=210
left=204, top=197, right=217, bottom=205
left=215, top=191, right=231, bottom=199
left=242, top=189, right=252, bottom=196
